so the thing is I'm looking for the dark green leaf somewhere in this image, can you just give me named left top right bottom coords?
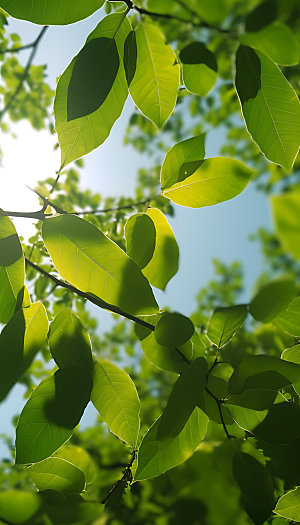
left=124, top=31, right=137, bottom=87
left=154, top=312, right=194, bottom=348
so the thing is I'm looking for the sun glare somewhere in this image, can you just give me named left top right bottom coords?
left=0, top=121, right=60, bottom=239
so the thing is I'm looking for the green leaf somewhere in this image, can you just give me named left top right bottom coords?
left=226, top=388, right=277, bottom=410
left=180, top=43, right=217, bottom=97
left=15, top=368, right=92, bottom=464
left=273, top=298, right=300, bottom=336
left=142, top=208, right=179, bottom=290
left=123, top=30, right=137, bottom=87
left=67, top=37, right=120, bottom=121
left=241, top=22, right=300, bottom=66
left=160, top=134, right=206, bottom=190
left=27, top=457, right=85, bottom=495
left=252, top=402, right=300, bottom=444
left=228, top=404, right=268, bottom=434
left=125, top=213, right=156, bottom=269
left=207, top=304, right=248, bottom=347
left=228, top=355, right=300, bottom=395
left=40, top=491, right=103, bottom=524
left=272, top=191, right=300, bottom=260
left=91, top=359, right=140, bottom=448
left=235, top=45, right=300, bottom=169
left=232, top=451, right=275, bottom=525
left=55, top=13, right=131, bottom=168
left=0, top=213, right=24, bottom=324
left=0, top=490, right=41, bottom=525
left=0, top=0, right=105, bottom=24
left=154, top=311, right=194, bottom=347
left=157, top=358, right=208, bottom=439
left=245, top=1, right=276, bottom=32
left=249, top=278, right=296, bottom=323
left=49, top=309, right=93, bottom=370
left=54, top=445, right=97, bottom=485
left=281, top=344, right=300, bottom=395
left=135, top=407, right=208, bottom=481
left=275, top=487, right=300, bottom=521
left=129, top=22, right=180, bottom=128
left=162, top=157, right=252, bottom=208
left=42, top=215, right=158, bottom=316
left=0, top=302, right=48, bottom=400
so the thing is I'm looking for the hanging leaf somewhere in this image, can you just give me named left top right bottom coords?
left=275, top=487, right=300, bottom=521
left=0, top=0, right=105, bottom=24
left=27, top=457, right=86, bottom=495
left=241, top=22, right=300, bottom=66
left=91, top=359, right=140, bottom=448
left=157, top=358, right=208, bottom=439
left=235, top=45, right=300, bottom=169
left=228, top=355, right=300, bottom=395
left=180, top=42, right=218, bottom=96
left=123, top=30, right=137, bottom=87
left=249, top=278, right=296, bottom=323
left=160, top=134, right=206, bottom=190
left=0, top=213, right=24, bottom=324
left=272, top=191, right=300, bottom=260
left=49, top=309, right=93, bottom=370
left=162, top=157, right=252, bottom=208
left=142, top=208, right=179, bottom=290
left=15, top=367, right=92, bottom=464
left=154, top=311, right=194, bottom=347
left=55, top=13, right=131, bottom=168
left=67, top=37, right=120, bottom=121
left=207, top=305, right=248, bottom=347
left=135, top=407, right=208, bottom=481
left=129, top=22, right=180, bottom=128
left=42, top=215, right=158, bottom=316
left=232, top=452, right=275, bottom=524
left=125, top=213, right=156, bottom=269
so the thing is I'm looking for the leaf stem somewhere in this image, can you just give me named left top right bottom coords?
left=205, top=387, right=233, bottom=440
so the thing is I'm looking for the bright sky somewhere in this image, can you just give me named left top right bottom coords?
left=0, top=10, right=273, bottom=456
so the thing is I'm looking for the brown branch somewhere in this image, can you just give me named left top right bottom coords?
left=0, top=25, right=48, bottom=121
left=25, top=258, right=155, bottom=331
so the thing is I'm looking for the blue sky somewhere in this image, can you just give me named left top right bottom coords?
left=0, top=9, right=273, bottom=456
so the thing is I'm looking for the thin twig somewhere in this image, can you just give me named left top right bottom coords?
left=25, top=258, right=156, bottom=331
left=0, top=26, right=48, bottom=121
left=101, top=451, right=136, bottom=505
left=205, top=387, right=233, bottom=440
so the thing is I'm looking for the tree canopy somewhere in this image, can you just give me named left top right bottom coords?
left=0, top=0, right=300, bottom=524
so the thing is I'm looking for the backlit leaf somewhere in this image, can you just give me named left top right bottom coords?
left=275, top=487, right=300, bottom=521
left=272, top=191, right=300, bottom=260
left=0, top=302, right=48, bottom=400
left=160, top=134, right=206, bottom=190
left=273, top=298, right=300, bottom=336
left=235, top=45, right=300, bottom=168
left=49, top=309, right=93, bottom=370
left=16, top=368, right=92, bottom=464
left=130, top=23, right=180, bottom=128
left=180, top=43, right=217, bottom=97
left=42, top=215, right=158, bottom=316
left=0, top=0, right=105, bottom=24
left=27, top=457, right=85, bottom=495
left=125, top=213, right=156, bottom=269
left=0, top=490, right=41, bottom=525
left=142, top=208, right=179, bottom=290
left=162, top=157, right=252, bottom=208
left=67, top=37, right=120, bottom=121
left=207, top=304, right=248, bottom=347
left=91, top=359, right=140, bottom=448
left=135, top=407, right=208, bottom=481
left=0, top=213, right=24, bottom=324
left=55, top=13, right=131, bottom=168
left=249, top=278, right=296, bottom=323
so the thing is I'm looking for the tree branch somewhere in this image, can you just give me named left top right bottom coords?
left=0, top=25, right=48, bottom=121
left=25, top=258, right=156, bottom=331
left=101, top=451, right=136, bottom=505
left=205, top=387, right=233, bottom=440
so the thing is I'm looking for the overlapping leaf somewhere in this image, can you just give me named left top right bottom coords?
left=130, top=22, right=180, bottom=128
left=275, top=487, right=300, bottom=521
left=235, top=45, right=300, bottom=168
left=55, top=13, right=131, bottom=168
left=249, top=278, right=296, bottom=323
left=27, top=457, right=86, bottom=495
left=207, top=305, right=248, bottom=347
left=162, top=157, right=252, bottom=207
left=42, top=215, right=158, bottom=316
left=125, top=213, right=156, bottom=269
left=154, top=311, right=194, bottom=347
left=180, top=43, right=218, bottom=97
